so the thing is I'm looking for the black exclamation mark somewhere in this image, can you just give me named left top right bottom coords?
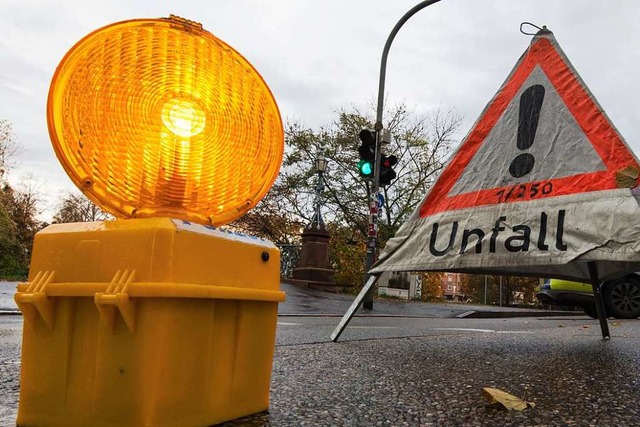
left=509, top=84, right=545, bottom=178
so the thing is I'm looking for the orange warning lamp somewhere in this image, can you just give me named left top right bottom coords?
left=18, top=15, right=286, bottom=427
left=47, top=16, right=284, bottom=225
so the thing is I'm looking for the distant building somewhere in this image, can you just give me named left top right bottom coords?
left=378, top=271, right=468, bottom=301
left=441, top=272, right=465, bottom=301
left=378, top=271, right=421, bottom=300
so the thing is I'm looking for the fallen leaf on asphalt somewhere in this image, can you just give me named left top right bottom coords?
left=482, top=387, right=535, bottom=411
left=612, top=322, right=620, bottom=326
left=582, top=325, right=590, bottom=329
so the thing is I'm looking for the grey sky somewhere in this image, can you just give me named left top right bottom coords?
left=1, top=0, right=638, bottom=221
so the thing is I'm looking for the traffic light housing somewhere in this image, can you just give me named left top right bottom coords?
left=380, top=154, right=397, bottom=187
left=357, top=129, right=375, bottom=179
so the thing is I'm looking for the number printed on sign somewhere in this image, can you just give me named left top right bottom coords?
left=496, top=182, right=553, bottom=203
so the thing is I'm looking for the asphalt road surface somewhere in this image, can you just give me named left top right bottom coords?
left=1, top=281, right=638, bottom=426
left=2, top=312, right=639, bottom=426
left=266, top=315, right=640, bottom=427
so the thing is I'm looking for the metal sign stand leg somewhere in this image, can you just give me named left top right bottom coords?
left=330, top=275, right=379, bottom=342
left=587, top=262, right=610, bottom=340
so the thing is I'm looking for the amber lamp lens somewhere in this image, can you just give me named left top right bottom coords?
left=47, top=17, right=284, bottom=225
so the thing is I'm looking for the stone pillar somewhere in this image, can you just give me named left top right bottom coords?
left=290, top=222, right=341, bottom=292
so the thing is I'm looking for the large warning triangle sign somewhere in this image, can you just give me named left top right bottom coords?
left=370, top=28, right=640, bottom=283
left=419, top=29, right=639, bottom=217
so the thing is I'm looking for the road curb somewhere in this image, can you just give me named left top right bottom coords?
left=456, top=310, right=584, bottom=319
left=280, top=310, right=584, bottom=319
left=279, top=313, right=437, bottom=318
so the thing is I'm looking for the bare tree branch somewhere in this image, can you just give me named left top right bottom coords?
left=53, top=191, right=112, bottom=223
left=234, top=103, right=461, bottom=247
left=0, top=119, right=19, bottom=181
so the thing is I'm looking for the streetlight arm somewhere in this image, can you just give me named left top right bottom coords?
left=363, top=0, right=443, bottom=311
left=376, top=0, right=442, bottom=128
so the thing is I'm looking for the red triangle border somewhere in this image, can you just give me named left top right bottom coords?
left=419, top=36, right=638, bottom=217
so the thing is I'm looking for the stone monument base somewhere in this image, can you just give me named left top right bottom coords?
left=290, top=223, right=345, bottom=292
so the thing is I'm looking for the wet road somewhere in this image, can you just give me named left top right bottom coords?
left=276, top=314, right=611, bottom=346
left=267, top=316, right=640, bottom=427
left=0, top=316, right=21, bottom=424
left=2, top=313, right=639, bottom=426
left=1, top=281, right=638, bottom=426
left=277, top=282, right=576, bottom=318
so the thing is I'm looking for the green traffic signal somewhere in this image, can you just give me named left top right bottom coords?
left=358, top=159, right=373, bottom=178
left=357, top=129, right=376, bottom=181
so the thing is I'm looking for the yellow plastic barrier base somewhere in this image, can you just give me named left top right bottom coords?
left=15, top=218, right=284, bottom=427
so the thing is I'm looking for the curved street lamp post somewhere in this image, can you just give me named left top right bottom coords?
left=333, top=0, right=443, bottom=340
left=362, top=0, right=443, bottom=309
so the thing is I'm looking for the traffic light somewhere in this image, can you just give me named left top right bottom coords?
left=357, top=129, right=375, bottom=179
left=379, top=154, right=397, bottom=186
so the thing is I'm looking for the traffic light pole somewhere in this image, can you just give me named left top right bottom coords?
left=361, top=0, right=442, bottom=310
left=362, top=129, right=382, bottom=309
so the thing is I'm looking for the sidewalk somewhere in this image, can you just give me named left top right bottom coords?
left=279, top=281, right=581, bottom=319
left=0, top=282, right=18, bottom=314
